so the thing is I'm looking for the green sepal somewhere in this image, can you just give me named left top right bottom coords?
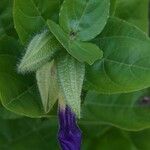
left=18, top=31, right=60, bottom=73
left=36, top=61, right=58, bottom=113
left=56, top=52, right=85, bottom=117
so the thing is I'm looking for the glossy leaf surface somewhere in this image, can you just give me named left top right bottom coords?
left=13, top=0, right=62, bottom=43
left=82, top=89, right=150, bottom=131
left=86, top=18, right=150, bottom=94
left=59, top=0, right=110, bottom=41
left=36, top=61, right=58, bottom=113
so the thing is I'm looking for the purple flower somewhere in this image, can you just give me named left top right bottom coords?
left=58, top=106, right=82, bottom=150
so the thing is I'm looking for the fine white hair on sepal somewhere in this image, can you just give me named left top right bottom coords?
left=18, top=30, right=61, bottom=74
left=56, top=52, right=85, bottom=118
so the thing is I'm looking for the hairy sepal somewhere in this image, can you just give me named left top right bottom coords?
left=36, top=61, right=58, bottom=113
left=56, top=52, right=85, bottom=118
left=18, top=31, right=60, bottom=73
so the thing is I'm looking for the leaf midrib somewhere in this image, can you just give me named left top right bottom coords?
left=5, top=84, right=35, bottom=106
left=104, top=58, right=150, bottom=71
left=96, top=36, right=150, bottom=70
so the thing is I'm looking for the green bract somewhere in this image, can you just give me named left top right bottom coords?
left=56, top=52, right=85, bottom=117
left=18, top=31, right=60, bottom=73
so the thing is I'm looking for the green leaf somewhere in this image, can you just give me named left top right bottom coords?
left=0, top=104, right=21, bottom=119
left=0, top=35, right=22, bottom=56
left=94, top=129, right=135, bottom=150
left=100, top=128, right=150, bottom=150
left=0, top=117, right=60, bottom=150
left=110, top=0, right=117, bottom=15
left=115, top=0, right=149, bottom=32
left=18, top=31, right=60, bottom=73
left=13, top=0, right=62, bottom=43
left=59, top=0, right=110, bottom=41
left=36, top=61, right=58, bottom=113
left=82, top=127, right=150, bottom=150
left=0, top=35, right=47, bottom=117
left=85, top=17, right=150, bottom=94
left=99, top=17, right=148, bottom=40
left=56, top=52, right=85, bottom=117
left=80, top=122, right=110, bottom=138
left=0, top=0, right=17, bottom=37
left=47, top=20, right=103, bottom=65
left=82, top=89, right=150, bottom=131
left=129, top=129, right=150, bottom=150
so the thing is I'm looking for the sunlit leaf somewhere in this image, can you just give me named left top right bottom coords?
left=85, top=17, right=150, bottom=94
left=59, top=0, right=110, bottom=41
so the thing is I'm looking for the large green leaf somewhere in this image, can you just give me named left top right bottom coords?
left=85, top=17, right=150, bottom=94
left=82, top=127, right=150, bottom=150
left=0, top=35, right=48, bottom=117
left=115, top=0, right=149, bottom=32
left=80, top=122, right=110, bottom=139
left=110, top=0, right=117, bottom=15
left=1, top=115, right=150, bottom=149
left=59, top=0, right=110, bottom=41
left=47, top=20, right=103, bottom=65
left=13, top=0, right=62, bottom=43
left=99, top=17, right=148, bottom=40
left=93, top=128, right=135, bottom=150
left=82, top=89, right=150, bottom=131
left=129, top=129, right=150, bottom=150
left=0, top=104, right=21, bottom=119
left=0, top=118, right=60, bottom=150
left=0, top=0, right=17, bottom=37
left=0, top=116, right=110, bottom=150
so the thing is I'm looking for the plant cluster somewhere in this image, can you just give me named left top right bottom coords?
left=0, top=0, right=150, bottom=149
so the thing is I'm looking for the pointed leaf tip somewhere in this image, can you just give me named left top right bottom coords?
left=36, top=61, right=58, bottom=113
left=56, top=52, right=85, bottom=117
left=18, top=31, right=60, bottom=73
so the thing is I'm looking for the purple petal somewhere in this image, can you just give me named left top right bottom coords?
left=58, top=106, right=82, bottom=150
